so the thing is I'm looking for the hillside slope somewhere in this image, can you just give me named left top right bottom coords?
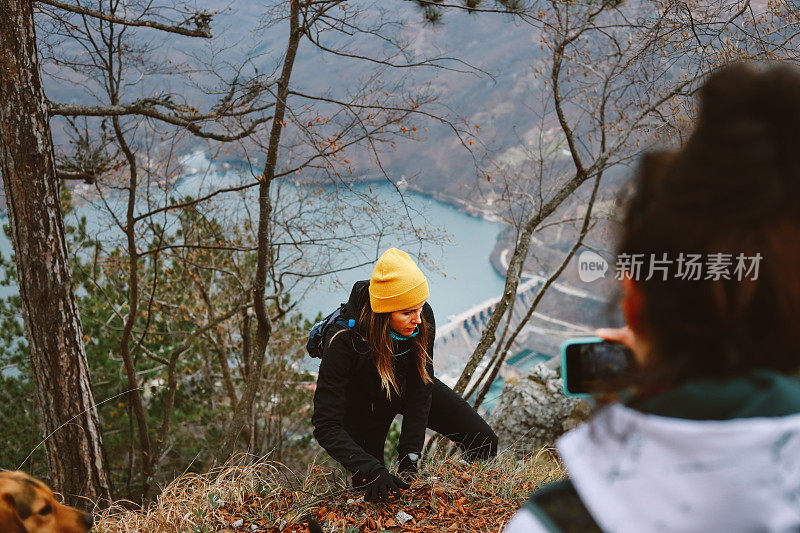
left=94, top=451, right=565, bottom=532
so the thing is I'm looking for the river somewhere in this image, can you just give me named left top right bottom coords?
left=292, top=186, right=507, bottom=322
left=0, top=152, right=507, bottom=325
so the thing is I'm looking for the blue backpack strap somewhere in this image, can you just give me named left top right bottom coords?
left=335, top=316, right=356, bottom=330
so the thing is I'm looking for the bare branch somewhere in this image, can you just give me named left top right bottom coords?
left=49, top=100, right=273, bottom=142
left=56, top=168, right=97, bottom=182
left=34, top=0, right=213, bottom=38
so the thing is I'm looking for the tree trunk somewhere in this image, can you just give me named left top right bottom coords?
left=111, top=115, right=153, bottom=502
left=221, top=0, right=301, bottom=457
left=0, top=0, right=112, bottom=509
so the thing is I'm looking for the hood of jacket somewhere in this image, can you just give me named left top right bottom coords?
left=558, top=374, right=800, bottom=532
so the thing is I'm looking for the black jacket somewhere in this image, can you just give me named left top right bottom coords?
left=311, top=280, right=435, bottom=475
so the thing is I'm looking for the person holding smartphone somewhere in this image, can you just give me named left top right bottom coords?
left=312, top=248, right=497, bottom=502
left=505, top=63, right=800, bottom=532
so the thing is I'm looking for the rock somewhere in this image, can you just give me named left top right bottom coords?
left=489, top=363, right=591, bottom=456
left=396, top=510, right=413, bottom=525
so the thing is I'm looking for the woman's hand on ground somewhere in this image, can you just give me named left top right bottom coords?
left=360, top=467, right=410, bottom=502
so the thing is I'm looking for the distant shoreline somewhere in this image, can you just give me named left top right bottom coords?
left=0, top=170, right=511, bottom=278
left=397, top=181, right=503, bottom=224
left=393, top=182, right=511, bottom=281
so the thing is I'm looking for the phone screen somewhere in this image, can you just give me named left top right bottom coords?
left=563, top=338, right=636, bottom=395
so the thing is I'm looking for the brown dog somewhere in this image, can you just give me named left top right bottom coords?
left=0, top=471, right=93, bottom=533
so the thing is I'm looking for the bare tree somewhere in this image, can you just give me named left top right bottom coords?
left=0, top=0, right=274, bottom=502
left=451, top=0, right=800, bottom=400
left=218, top=0, right=493, bottom=457
left=30, top=0, right=274, bottom=500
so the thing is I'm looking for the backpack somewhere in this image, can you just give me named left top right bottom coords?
left=306, top=303, right=356, bottom=359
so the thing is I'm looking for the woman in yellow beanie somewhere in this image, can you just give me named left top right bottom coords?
left=312, top=248, right=498, bottom=502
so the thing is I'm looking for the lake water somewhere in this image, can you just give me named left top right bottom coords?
left=0, top=153, right=507, bottom=325
left=293, top=188, right=507, bottom=322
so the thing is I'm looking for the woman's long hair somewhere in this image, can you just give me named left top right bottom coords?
left=616, top=63, right=800, bottom=387
left=357, top=303, right=433, bottom=399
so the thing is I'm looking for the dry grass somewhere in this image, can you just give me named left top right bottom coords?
left=93, top=448, right=565, bottom=533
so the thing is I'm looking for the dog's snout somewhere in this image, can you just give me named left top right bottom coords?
left=84, top=513, right=94, bottom=528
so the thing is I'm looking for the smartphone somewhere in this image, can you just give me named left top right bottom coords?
left=561, top=336, right=636, bottom=397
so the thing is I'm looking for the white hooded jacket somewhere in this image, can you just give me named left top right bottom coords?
left=505, top=373, right=800, bottom=532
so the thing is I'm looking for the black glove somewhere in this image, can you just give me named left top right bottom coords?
left=398, top=452, right=420, bottom=479
left=356, top=467, right=410, bottom=502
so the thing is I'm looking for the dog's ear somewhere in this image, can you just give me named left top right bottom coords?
left=0, top=493, right=28, bottom=533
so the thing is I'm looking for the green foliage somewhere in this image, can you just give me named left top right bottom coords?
left=423, top=5, right=444, bottom=24
left=383, top=418, right=402, bottom=465
left=496, top=0, right=525, bottom=12
left=0, top=187, right=316, bottom=497
left=411, top=0, right=525, bottom=21
left=0, top=224, right=46, bottom=475
left=464, top=0, right=482, bottom=11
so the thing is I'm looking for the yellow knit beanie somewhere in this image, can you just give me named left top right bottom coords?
left=369, top=248, right=429, bottom=313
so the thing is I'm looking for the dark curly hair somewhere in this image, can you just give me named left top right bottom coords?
left=618, top=62, right=800, bottom=386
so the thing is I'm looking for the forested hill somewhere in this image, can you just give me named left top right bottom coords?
left=34, top=2, right=550, bottom=209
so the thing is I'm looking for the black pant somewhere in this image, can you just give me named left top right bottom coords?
left=348, top=378, right=498, bottom=469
